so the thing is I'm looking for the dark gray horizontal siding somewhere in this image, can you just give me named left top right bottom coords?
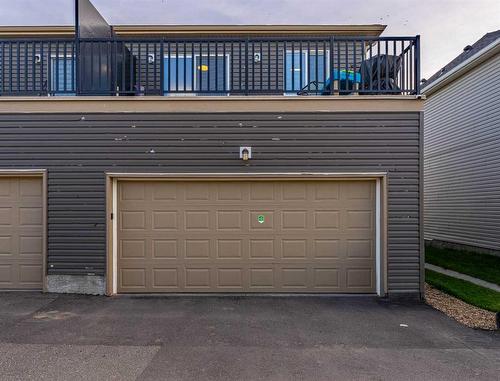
left=0, top=112, right=422, bottom=293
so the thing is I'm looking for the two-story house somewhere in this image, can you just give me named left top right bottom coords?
left=0, top=0, right=423, bottom=298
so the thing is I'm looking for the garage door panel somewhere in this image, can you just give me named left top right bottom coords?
left=0, top=180, right=11, bottom=197
left=281, top=239, right=308, bottom=259
left=117, top=180, right=375, bottom=293
left=249, top=210, right=275, bottom=230
left=343, top=181, right=373, bottom=199
left=346, top=268, right=374, bottom=289
left=282, top=211, right=307, bottom=230
left=249, top=239, right=274, bottom=259
left=185, top=183, right=211, bottom=201
left=119, top=238, right=374, bottom=263
left=185, top=267, right=211, bottom=289
left=152, top=182, right=177, bottom=201
left=19, top=178, right=43, bottom=197
left=282, top=183, right=307, bottom=200
left=152, top=211, right=178, bottom=230
left=0, top=207, right=13, bottom=225
left=153, top=239, right=178, bottom=259
left=216, top=239, right=243, bottom=259
left=314, top=183, right=340, bottom=200
left=184, top=239, right=211, bottom=259
left=120, top=268, right=147, bottom=289
left=120, top=182, right=146, bottom=201
left=249, top=267, right=275, bottom=289
left=313, top=239, right=340, bottom=258
left=0, top=236, right=13, bottom=255
left=216, top=211, right=242, bottom=231
left=0, top=264, right=13, bottom=285
left=152, top=268, right=179, bottom=289
left=280, top=267, right=308, bottom=289
left=216, top=183, right=244, bottom=201
left=185, top=211, right=210, bottom=230
left=216, top=268, right=244, bottom=289
left=18, top=264, right=43, bottom=284
left=347, top=210, right=373, bottom=229
left=313, top=268, right=341, bottom=289
left=314, top=210, right=340, bottom=229
left=0, top=178, right=43, bottom=290
left=249, top=183, right=276, bottom=201
left=19, top=235, right=43, bottom=256
left=347, top=239, right=374, bottom=259
left=120, top=239, right=146, bottom=259
left=120, top=211, right=146, bottom=230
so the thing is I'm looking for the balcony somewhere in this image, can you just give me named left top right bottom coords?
left=0, top=36, right=420, bottom=97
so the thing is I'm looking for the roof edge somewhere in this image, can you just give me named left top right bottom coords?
left=422, top=37, right=500, bottom=96
left=0, top=24, right=387, bottom=37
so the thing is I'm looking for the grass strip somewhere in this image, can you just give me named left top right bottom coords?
left=426, top=246, right=500, bottom=286
left=426, top=269, right=500, bottom=312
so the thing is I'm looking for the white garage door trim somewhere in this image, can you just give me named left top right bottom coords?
left=106, top=172, right=387, bottom=296
left=0, top=169, right=47, bottom=292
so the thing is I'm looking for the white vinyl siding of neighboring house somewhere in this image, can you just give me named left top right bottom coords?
left=424, top=52, right=500, bottom=250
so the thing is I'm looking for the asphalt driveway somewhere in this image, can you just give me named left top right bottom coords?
left=0, top=293, right=498, bottom=381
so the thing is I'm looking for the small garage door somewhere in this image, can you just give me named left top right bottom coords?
left=117, top=179, right=376, bottom=293
left=0, top=177, right=43, bottom=290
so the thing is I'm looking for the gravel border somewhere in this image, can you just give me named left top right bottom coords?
left=425, top=283, right=498, bottom=330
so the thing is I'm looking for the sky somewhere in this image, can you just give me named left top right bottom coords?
left=0, top=0, right=499, bottom=78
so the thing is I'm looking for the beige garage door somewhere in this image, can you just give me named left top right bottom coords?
left=117, top=179, right=376, bottom=293
left=0, top=177, right=43, bottom=290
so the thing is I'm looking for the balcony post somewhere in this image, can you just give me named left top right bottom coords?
left=74, top=0, right=80, bottom=95
left=245, top=37, right=249, bottom=95
left=329, top=36, right=337, bottom=95
left=160, top=40, right=164, bottom=95
left=414, top=35, right=421, bottom=95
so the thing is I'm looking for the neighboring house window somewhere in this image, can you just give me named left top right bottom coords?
left=164, top=54, right=230, bottom=94
left=50, top=56, right=75, bottom=95
left=285, top=50, right=329, bottom=93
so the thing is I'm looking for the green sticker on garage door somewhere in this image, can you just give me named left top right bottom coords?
left=257, top=215, right=265, bottom=224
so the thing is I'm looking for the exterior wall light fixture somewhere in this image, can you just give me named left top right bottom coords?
left=239, top=146, right=252, bottom=161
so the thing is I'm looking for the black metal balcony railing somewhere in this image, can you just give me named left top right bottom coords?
left=0, top=36, right=420, bottom=97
